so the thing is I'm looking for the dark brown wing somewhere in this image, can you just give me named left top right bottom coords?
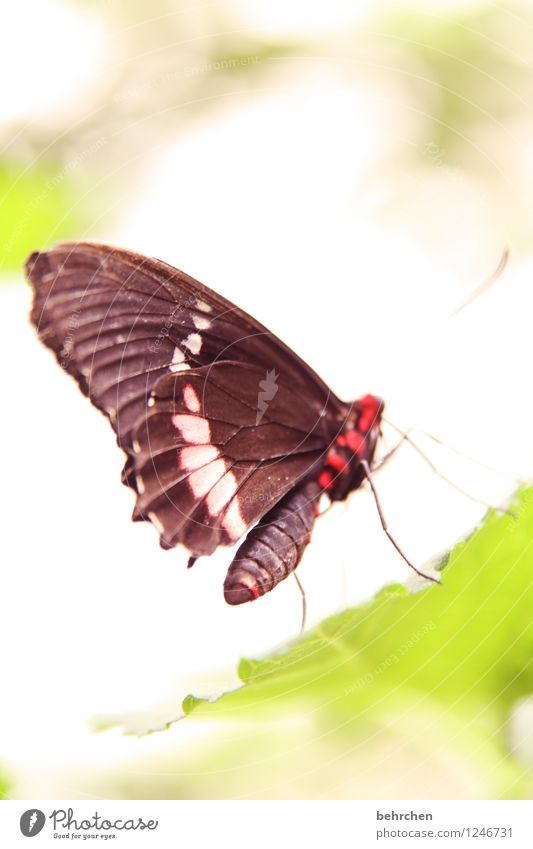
left=131, top=361, right=327, bottom=555
left=27, top=242, right=342, bottom=449
left=26, top=242, right=344, bottom=553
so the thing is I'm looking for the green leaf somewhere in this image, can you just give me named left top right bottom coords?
left=166, top=489, right=533, bottom=799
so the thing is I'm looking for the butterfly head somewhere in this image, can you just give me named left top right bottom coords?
left=319, top=394, right=385, bottom=500
left=347, top=393, right=385, bottom=469
left=353, top=393, right=384, bottom=436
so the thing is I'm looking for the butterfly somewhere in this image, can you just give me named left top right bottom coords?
left=26, top=242, right=396, bottom=606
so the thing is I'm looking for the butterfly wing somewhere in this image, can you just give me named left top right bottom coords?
left=133, top=361, right=327, bottom=555
left=27, top=242, right=344, bottom=553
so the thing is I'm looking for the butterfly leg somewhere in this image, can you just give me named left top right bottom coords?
left=293, top=573, right=307, bottom=633
left=373, top=429, right=414, bottom=472
left=223, top=478, right=322, bottom=605
left=359, top=460, right=441, bottom=585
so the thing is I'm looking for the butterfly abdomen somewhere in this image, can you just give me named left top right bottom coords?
left=223, top=478, right=322, bottom=605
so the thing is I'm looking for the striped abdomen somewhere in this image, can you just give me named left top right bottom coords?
left=224, top=478, right=322, bottom=605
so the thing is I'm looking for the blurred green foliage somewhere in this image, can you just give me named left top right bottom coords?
left=109, top=489, right=533, bottom=799
left=3, top=0, right=533, bottom=281
left=381, top=6, right=531, bottom=164
left=0, top=161, right=94, bottom=274
left=0, top=767, right=10, bottom=799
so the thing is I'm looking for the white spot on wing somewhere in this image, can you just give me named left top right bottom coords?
left=193, top=315, right=211, bottom=330
left=183, top=383, right=201, bottom=413
left=169, top=346, right=186, bottom=372
left=148, top=512, right=164, bottom=534
left=132, top=439, right=141, bottom=454
left=196, top=299, right=212, bottom=313
left=136, top=474, right=145, bottom=494
left=148, top=396, right=155, bottom=407
left=184, top=333, right=202, bottom=355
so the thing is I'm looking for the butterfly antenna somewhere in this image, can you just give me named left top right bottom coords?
left=294, top=573, right=307, bottom=633
left=360, top=461, right=441, bottom=585
left=382, top=419, right=519, bottom=518
left=417, top=428, right=526, bottom=484
left=447, top=246, right=509, bottom=319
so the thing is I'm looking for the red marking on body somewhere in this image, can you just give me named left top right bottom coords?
left=314, top=503, right=320, bottom=516
left=357, top=394, right=382, bottom=433
left=327, top=451, right=347, bottom=472
left=336, top=435, right=346, bottom=447
left=345, top=429, right=365, bottom=454
left=319, top=470, right=333, bottom=490
left=233, top=573, right=260, bottom=599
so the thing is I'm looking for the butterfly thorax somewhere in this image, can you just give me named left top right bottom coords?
left=318, top=394, right=384, bottom=501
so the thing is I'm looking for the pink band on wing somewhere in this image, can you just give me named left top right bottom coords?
left=206, top=470, right=238, bottom=516
left=222, top=498, right=247, bottom=540
left=180, top=444, right=219, bottom=471
left=183, top=384, right=201, bottom=413
left=172, top=414, right=210, bottom=444
left=188, top=459, right=226, bottom=498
